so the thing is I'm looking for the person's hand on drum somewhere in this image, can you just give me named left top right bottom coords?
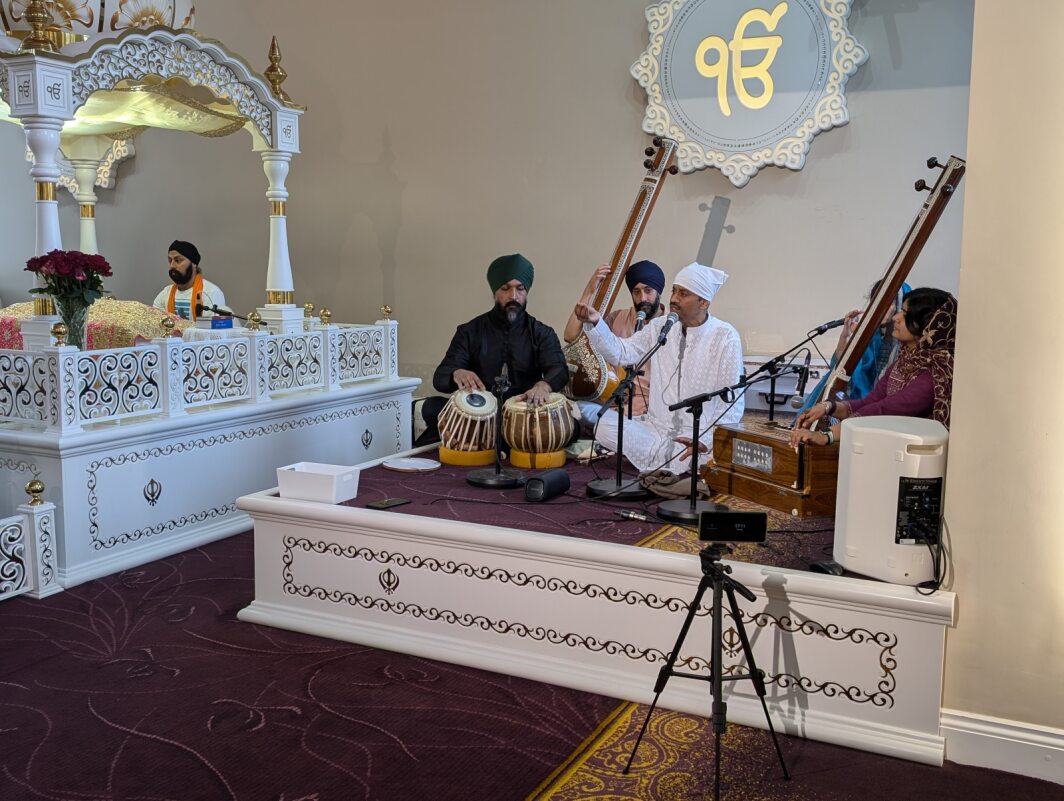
left=452, top=368, right=485, bottom=393
left=674, top=436, right=708, bottom=463
left=519, top=380, right=552, bottom=407
left=574, top=300, right=601, bottom=325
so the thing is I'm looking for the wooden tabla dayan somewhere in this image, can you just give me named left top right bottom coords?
left=502, top=392, right=575, bottom=469
left=438, top=389, right=498, bottom=466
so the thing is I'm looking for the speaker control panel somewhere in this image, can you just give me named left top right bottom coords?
left=895, top=476, right=942, bottom=545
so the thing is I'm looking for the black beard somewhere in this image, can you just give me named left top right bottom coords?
left=635, top=301, right=657, bottom=318
left=169, top=266, right=194, bottom=285
left=497, top=300, right=524, bottom=324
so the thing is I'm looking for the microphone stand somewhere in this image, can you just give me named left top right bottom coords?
left=467, top=370, right=526, bottom=489
left=586, top=357, right=657, bottom=500
left=655, top=384, right=734, bottom=524
left=745, top=324, right=836, bottom=422
left=656, top=367, right=804, bottom=524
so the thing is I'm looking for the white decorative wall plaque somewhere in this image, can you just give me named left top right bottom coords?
left=631, top=0, right=867, bottom=187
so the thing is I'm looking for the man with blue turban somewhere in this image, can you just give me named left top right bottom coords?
left=573, top=262, right=744, bottom=475
left=416, top=253, right=568, bottom=446
left=563, top=259, right=667, bottom=423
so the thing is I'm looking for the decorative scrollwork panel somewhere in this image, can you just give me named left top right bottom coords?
left=337, top=327, right=384, bottom=382
left=267, top=333, right=323, bottom=393
left=0, top=517, right=28, bottom=598
left=181, top=340, right=250, bottom=406
left=76, top=348, right=161, bottom=421
left=0, top=351, right=49, bottom=422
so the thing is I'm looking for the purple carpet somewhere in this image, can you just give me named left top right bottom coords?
left=0, top=534, right=619, bottom=800
left=2, top=533, right=1060, bottom=800
left=347, top=456, right=660, bottom=545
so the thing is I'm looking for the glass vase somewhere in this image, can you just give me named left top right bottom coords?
left=54, top=298, right=90, bottom=350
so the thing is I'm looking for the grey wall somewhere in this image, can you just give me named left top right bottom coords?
left=0, top=0, right=973, bottom=392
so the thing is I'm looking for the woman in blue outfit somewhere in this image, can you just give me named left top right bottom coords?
left=796, top=281, right=910, bottom=413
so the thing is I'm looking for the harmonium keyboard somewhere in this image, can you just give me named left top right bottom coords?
left=702, top=420, right=839, bottom=517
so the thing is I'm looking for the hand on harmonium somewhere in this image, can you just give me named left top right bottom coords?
left=674, top=436, right=708, bottom=462
left=452, top=368, right=486, bottom=393
left=518, top=380, right=552, bottom=407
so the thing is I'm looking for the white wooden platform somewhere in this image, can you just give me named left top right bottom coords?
left=237, top=484, right=956, bottom=766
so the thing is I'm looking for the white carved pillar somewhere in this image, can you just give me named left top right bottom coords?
left=154, top=335, right=187, bottom=418
left=25, top=117, right=63, bottom=257
left=246, top=328, right=272, bottom=404
left=257, top=150, right=303, bottom=334
left=377, top=316, right=399, bottom=381
left=70, top=158, right=101, bottom=254
left=20, top=492, right=61, bottom=599
left=44, top=342, right=82, bottom=433
left=6, top=54, right=76, bottom=350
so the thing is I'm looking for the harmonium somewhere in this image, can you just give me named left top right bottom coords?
left=702, top=420, right=839, bottom=517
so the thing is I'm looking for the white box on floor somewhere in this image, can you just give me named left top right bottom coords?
left=277, top=462, right=360, bottom=504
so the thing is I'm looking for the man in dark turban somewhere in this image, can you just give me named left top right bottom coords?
left=416, top=253, right=568, bottom=446
left=563, top=259, right=666, bottom=423
left=151, top=240, right=228, bottom=322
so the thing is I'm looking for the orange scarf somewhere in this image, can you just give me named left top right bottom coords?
left=167, top=273, right=204, bottom=321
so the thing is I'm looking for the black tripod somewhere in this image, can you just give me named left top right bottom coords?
left=624, top=544, right=790, bottom=801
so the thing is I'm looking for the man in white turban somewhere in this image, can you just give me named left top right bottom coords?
left=573, top=262, right=744, bottom=475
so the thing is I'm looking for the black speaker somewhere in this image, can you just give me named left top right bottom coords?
left=524, top=468, right=570, bottom=502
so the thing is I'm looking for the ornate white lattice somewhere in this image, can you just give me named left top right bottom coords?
left=75, top=346, right=161, bottom=421
left=631, top=0, right=868, bottom=187
left=181, top=339, right=250, bottom=406
left=336, top=327, right=384, bottom=383
left=70, top=30, right=277, bottom=147
left=0, top=516, right=27, bottom=598
left=267, top=332, right=323, bottom=393
left=0, top=351, right=49, bottom=423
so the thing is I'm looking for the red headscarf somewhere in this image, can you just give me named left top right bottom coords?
left=886, top=295, right=957, bottom=427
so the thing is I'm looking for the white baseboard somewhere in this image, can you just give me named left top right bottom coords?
left=941, top=709, right=1064, bottom=785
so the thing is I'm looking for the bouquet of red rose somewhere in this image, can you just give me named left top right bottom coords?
left=26, top=249, right=112, bottom=304
left=25, top=250, right=113, bottom=349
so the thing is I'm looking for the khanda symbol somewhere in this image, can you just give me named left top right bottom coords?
left=695, top=2, right=789, bottom=117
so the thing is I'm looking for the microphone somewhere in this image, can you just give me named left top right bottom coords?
left=196, top=304, right=251, bottom=322
left=634, top=310, right=647, bottom=332
left=657, top=312, right=679, bottom=345
left=617, top=509, right=651, bottom=522
left=813, top=318, right=845, bottom=334
left=790, top=351, right=812, bottom=408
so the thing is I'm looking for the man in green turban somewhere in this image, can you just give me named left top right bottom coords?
left=417, top=253, right=568, bottom=446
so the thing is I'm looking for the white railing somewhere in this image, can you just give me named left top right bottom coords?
left=0, top=498, right=58, bottom=601
left=0, top=319, right=398, bottom=432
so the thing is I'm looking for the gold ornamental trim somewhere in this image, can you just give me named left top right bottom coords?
left=270, top=201, right=286, bottom=216
left=266, top=290, right=294, bottom=304
left=33, top=296, right=55, bottom=315
left=80, top=204, right=96, bottom=219
left=35, top=182, right=56, bottom=201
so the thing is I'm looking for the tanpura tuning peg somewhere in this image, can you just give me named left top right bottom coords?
left=652, top=136, right=663, bottom=147
left=942, top=184, right=954, bottom=195
left=645, top=147, right=656, bottom=157
left=644, top=158, right=654, bottom=169
left=926, top=156, right=943, bottom=170
left=668, top=165, right=679, bottom=175
left=914, top=179, right=930, bottom=192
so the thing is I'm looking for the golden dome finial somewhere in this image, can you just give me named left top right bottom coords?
left=20, top=1, right=56, bottom=53
left=265, top=36, right=291, bottom=102
left=247, top=311, right=262, bottom=331
left=161, top=316, right=176, bottom=334
left=26, top=478, right=45, bottom=506
left=51, top=322, right=67, bottom=346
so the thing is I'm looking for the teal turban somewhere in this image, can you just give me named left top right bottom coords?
left=487, top=253, right=534, bottom=293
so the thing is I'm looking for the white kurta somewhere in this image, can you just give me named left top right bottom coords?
left=584, top=312, right=744, bottom=473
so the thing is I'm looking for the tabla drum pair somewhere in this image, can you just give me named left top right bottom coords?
left=437, top=390, right=575, bottom=468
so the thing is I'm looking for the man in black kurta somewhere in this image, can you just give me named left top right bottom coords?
left=417, top=254, right=568, bottom=445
